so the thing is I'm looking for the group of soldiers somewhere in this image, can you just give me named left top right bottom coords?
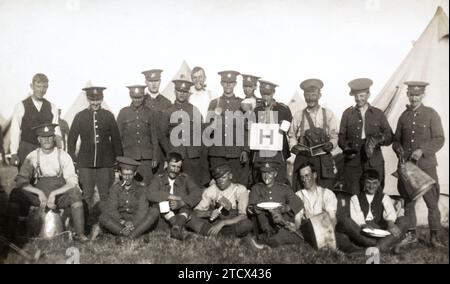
left=0, top=68, right=445, bottom=255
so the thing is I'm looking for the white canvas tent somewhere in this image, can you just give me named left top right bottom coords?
left=63, top=81, right=112, bottom=127
left=160, top=60, right=192, bottom=103
left=372, top=6, right=449, bottom=226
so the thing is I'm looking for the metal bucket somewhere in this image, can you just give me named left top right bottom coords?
left=27, top=207, right=64, bottom=239
left=300, top=212, right=337, bottom=250
left=393, top=161, right=436, bottom=201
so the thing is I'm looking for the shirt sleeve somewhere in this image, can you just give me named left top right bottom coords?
left=14, top=155, right=35, bottom=188
left=50, top=103, right=62, bottom=137
left=323, top=189, right=338, bottom=225
left=350, top=195, right=366, bottom=227
left=60, top=151, right=78, bottom=185
left=327, top=109, right=339, bottom=149
left=288, top=110, right=301, bottom=150
left=9, top=103, right=25, bottom=155
left=382, top=195, right=397, bottom=224
left=236, top=186, right=249, bottom=215
left=194, top=187, right=215, bottom=211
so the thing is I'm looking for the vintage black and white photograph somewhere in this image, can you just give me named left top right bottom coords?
left=0, top=0, right=448, bottom=265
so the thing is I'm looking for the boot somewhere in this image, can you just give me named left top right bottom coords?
left=398, top=230, right=418, bottom=246
left=430, top=230, right=444, bottom=248
left=71, top=204, right=89, bottom=242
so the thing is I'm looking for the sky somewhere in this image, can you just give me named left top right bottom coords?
left=0, top=0, right=448, bottom=119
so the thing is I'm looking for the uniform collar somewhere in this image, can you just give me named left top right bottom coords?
left=145, top=87, right=160, bottom=99
left=221, top=94, right=236, bottom=100
left=130, top=103, right=145, bottom=111
left=406, top=103, right=424, bottom=113
left=353, top=103, right=373, bottom=112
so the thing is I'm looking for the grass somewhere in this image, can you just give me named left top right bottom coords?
left=1, top=165, right=449, bottom=264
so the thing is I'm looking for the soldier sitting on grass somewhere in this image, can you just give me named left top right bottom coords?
left=99, top=157, right=159, bottom=244
left=146, top=152, right=202, bottom=240
left=187, top=163, right=253, bottom=238
left=245, top=161, right=304, bottom=248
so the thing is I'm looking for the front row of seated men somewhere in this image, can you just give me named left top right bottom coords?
left=4, top=123, right=431, bottom=254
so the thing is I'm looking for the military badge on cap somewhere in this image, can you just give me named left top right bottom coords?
left=242, top=74, right=260, bottom=87
left=83, top=86, right=106, bottom=100
left=173, top=79, right=194, bottom=92
left=300, top=78, right=324, bottom=92
left=404, top=81, right=429, bottom=95
left=258, top=160, right=281, bottom=172
left=348, top=78, right=373, bottom=96
left=142, top=69, right=163, bottom=81
left=32, top=123, right=58, bottom=137
left=259, top=80, right=278, bottom=94
left=218, top=70, right=240, bottom=83
left=126, top=85, right=146, bottom=97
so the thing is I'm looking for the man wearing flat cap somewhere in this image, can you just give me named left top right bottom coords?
left=246, top=160, right=304, bottom=248
left=99, top=157, right=159, bottom=243
left=9, top=73, right=62, bottom=168
left=288, top=79, right=339, bottom=191
left=142, top=69, right=172, bottom=174
left=160, top=79, right=210, bottom=187
left=240, top=74, right=262, bottom=112
left=188, top=163, right=253, bottom=238
left=206, top=70, right=250, bottom=186
left=392, top=81, right=444, bottom=247
left=338, top=78, right=393, bottom=195
left=251, top=80, right=292, bottom=186
left=145, top=152, right=203, bottom=240
left=68, top=86, right=123, bottom=228
left=117, top=85, right=159, bottom=185
left=6, top=123, right=88, bottom=242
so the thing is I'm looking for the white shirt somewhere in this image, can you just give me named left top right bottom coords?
left=22, top=147, right=78, bottom=185
left=350, top=194, right=397, bottom=227
left=10, top=95, right=61, bottom=155
left=358, top=104, right=369, bottom=139
left=189, top=88, right=215, bottom=122
left=195, top=183, right=249, bottom=215
left=288, top=106, right=339, bottom=150
left=294, top=186, right=337, bottom=228
left=168, top=178, right=175, bottom=195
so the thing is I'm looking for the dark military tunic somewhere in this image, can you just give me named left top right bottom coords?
left=207, top=94, right=250, bottom=185
left=117, top=104, right=159, bottom=184
left=143, top=93, right=172, bottom=173
left=392, top=104, right=444, bottom=231
left=251, top=100, right=293, bottom=186
left=338, top=104, right=392, bottom=194
left=160, top=101, right=209, bottom=186
left=102, top=180, right=149, bottom=226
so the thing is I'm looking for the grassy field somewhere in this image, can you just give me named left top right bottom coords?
left=1, top=165, right=448, bottom=264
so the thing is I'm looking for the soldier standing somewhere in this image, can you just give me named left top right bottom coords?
left=338, top=78, right=392, bottom=195
left=288, top=79, right=338, bottom=190
left=117, top=85, right=158, bottom=185
left=393, top=81, right=444, bottom=247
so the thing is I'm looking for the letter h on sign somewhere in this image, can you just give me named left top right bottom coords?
left=250, top=123, right=283, bottom=151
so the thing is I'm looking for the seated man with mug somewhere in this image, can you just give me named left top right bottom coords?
left=99, top=157, right=159, bottom=243
left=5, top=123, right=88, bottom=242
left=146, top=152, right=202, bottom=240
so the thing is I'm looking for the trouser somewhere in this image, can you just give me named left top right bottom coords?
left=136, top=159, right=155, bottom=185
left=152, top=206, right=192, bottom=231
left=209, top=157, right=249, bottom=186
left=250, top=151, right=289, bottom=187
left=292, top=154, right=335, bottom=191
left=78, top=167, right=115, bottom=211
left=250, top=211, right=303, bottom=246
left=187, top=210, right=253, bottom=237
left=343, top=163, right=384, bottom=195
left=397, top=167, right=441, bottom=231
left=335, top=216, right=409, bottom=252
left=99, top=207, right=159, bottom=238
left=6, top=178, right=85, bottom=240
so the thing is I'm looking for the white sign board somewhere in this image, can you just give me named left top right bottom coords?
left=250, top=123, right=283, bottom=151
